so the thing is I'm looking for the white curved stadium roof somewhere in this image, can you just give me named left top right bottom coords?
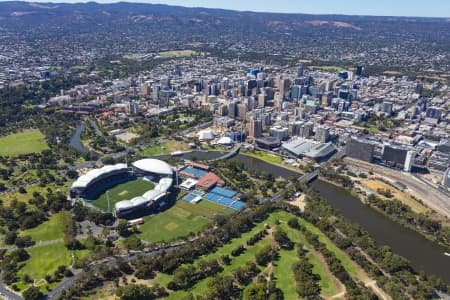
left=115, top=177, right=173, bottom=212
left=132, top=159, right=173, bottom=176
left=72, top=163, right=128, bottom=189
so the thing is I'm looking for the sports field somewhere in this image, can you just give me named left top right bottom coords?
left=0, top=129, right=49, bottom=156
left=91, top=180, right=155, bottom=211
left=138, top=140, right=189, bottom=156
left=137, top=200, right=234, bottom=243
left=159, top=50, right=197, bottom=57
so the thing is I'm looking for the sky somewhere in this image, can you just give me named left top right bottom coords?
left=3, top=0, right=450, bottom=18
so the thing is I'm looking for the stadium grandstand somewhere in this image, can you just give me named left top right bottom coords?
left=70, top=163, right=130, bottom=199
left=70, top=159, right=174, bottom=218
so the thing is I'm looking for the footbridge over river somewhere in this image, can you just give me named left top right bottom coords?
left=298, top=169, right=320, bottom=183
left=206, top=145, right=241, bottom=162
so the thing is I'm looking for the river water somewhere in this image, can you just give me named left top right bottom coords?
left=177, top=150, right=450, bottom=283
left=69, top=123, right=89, bottom=153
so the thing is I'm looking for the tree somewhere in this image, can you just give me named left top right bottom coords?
left=273, top=228, right=294, bottom=250
left=122, top=235, right=142, bottom=251
left=4, top=230, right=17, bottom=244
left=23, top=286, right=44, bottom=300
left=206, top=275, right=237, bottom=299
left=244, top=283, right=266, bottom=300
left=117, top=219, right=131, bottom=237
left=15, top=235, right=34, bottom=248
left=66, top=169, right=78, bottom=179
left=255, top=245, right=275, bottom=266
left=287, top=218, right=300, bottom=229
left=116, top=284, right=153, bottom=300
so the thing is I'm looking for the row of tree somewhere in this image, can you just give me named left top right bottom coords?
left=303, top=191, right=449, bottom=298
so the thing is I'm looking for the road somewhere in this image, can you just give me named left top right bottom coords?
left=344, top=157, right=450, bottom=218
left=46, top=240, right=191, bottom=299
left=87, top=118, right=103, bottom=137
left=0, top=279, right=22, bottom=300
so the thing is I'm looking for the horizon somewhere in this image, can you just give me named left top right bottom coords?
left=1, top=0, right=450, bottom=18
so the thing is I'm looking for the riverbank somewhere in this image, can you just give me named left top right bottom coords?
left=239, top=151, right=306, bottom=175
left=167, top=149, right=450, bottom=282
left=344, top=157, right=450, bottom=219
left=318, top=174, right=450, bottom=251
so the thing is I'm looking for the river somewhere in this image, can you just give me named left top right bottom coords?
left=69, top=123, right=89, bottom=153
left=175, top=150, right=450, bottom=283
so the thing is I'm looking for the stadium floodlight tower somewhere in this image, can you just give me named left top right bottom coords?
left=106, top=190, right=111, bottom=213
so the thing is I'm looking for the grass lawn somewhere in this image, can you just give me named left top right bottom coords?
left=74, top=249, right=92, bottom=267
left=274, top=248, right=299, bottom=299
left=159, top=50, right=197, bottom=57
left=138, top=140, right=189, bottom=156
left=311, top=65, right=344, bottom=72
left=243, top=150, right=283, bottom=165
left=366, top=127, right=380, bottom=134
left=137, top=201, right=210, bottom=243
left=383, top=70, right=403, bottom=76
left=1, top=183, right=69, bottom=206
left=362, top=179, right=429, bottom=214
left=18, top=243, right=71, bottom=281
left=197, top=200, right=236, bottom=216
left=20, top=213, right=64, bottom=242
left=276, top=219, right=340, bottom=297
left=163, top=238, right=270, bottom=299
left=0, top=130, right=49, bottom=156
left=71, top=65, right=88, bottom=70
left=297, top=217, right=367, bottom=282
left=270, top=211, right=341, bottom=297
left=178, top=200, right=235, bottom=218
left=153, top=210, right=346, bottom=299
left=91, top=179, right=155, bottom=211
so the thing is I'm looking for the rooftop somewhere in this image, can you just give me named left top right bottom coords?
left=132, top=158, right=173, bottom=176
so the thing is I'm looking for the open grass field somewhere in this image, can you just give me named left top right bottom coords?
left=383, top=70, right=403, bottom=76
left=18, top=242, right=71, bottom=281
left=243, top=150, right=283, bottom=165
left=159, top=50, right=197, bottom=57
left=151, top=210, right=343, bottom=300
left=91, top=179, right=155, bottom=211
left=71, top=65, right=88, bottom=70
left=0, top=129, right=49, bottom=156
left=20, top=213, right=64, bottom=242
left=197, top=199, right=236, bottom=216
left=137, top=201, right=213, bottom=243
left=274, top=248, right=299, bottom=299
left=311, top=65, right=344, bottom=72
left=1, top=180, right=72, bottom=206
left=138, top=140, right=189, bottom=156
left=362, top=179, right=429, bottom=214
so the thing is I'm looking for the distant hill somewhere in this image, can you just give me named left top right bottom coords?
left=0, top=1, right=449, bottom=72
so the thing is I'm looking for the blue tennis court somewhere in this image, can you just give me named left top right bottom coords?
left=192, top=190, right=203, bottom=196
left=183, top=194, right=197, bottom=202
left=210, top=186, right=237, bottom=198
left=204, top=193, right=234, bottom=206
left=230, top=201, right=246, bottom=210
left=181, top=167, right=207, bottom=179
left=203, top=192, right=246, bottom=210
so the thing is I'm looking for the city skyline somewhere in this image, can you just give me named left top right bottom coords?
left=3, top=0, right=450, bottom=18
